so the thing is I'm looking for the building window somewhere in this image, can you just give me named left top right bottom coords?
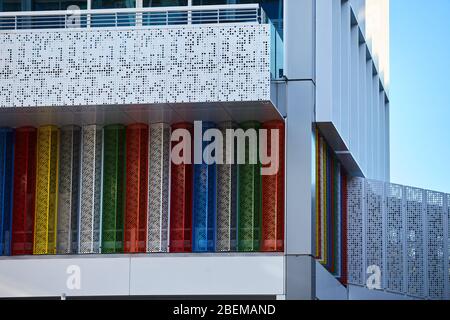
left=92, top=0, right=135, bottom=9
left=0, top=0, right=87, bottom=11
left=144, top=0, right=187, bottom=6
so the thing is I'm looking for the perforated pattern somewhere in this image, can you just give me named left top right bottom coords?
left=405, top=187, right=425, bottom=298
left=147, top=123, right=170, bottom=253
left=347, top=177, right=364, bottom=286
left=124, top=124, right=149, bottom=253
left=261, top=121, right=285, bottom=252
left=79, top=125, right=102, bottom=254
left=0, top=25, right=269, bottom=108
left=192, top=122, right=216, bottom=253
left=0, top=128, right=14, bottom=256
left=365, top=180, right=384, bottom=284
left=34, top=126, right=59, bottom=255
left=57, top=126, right=81, bottom=255
left=169, top=123, right=193, bottom=253
left=347, top=180, right=449, bottom=299
left=427, top=191, right=445, bottom=300
left=11, top=127, right=37, bottom=256
left=102, top=125, right=126, bottom=254
left=386, top=184, right=404, bottom=293
left=237, top=121, right=261, bottom=252
left=216, top=122, right=238, bottom=252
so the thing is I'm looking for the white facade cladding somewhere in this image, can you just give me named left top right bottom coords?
left=347, top=177, right=450, bottom=300
left=316, top=0, right=390, bottom=181
left=0, top=24, right=270, bottom=108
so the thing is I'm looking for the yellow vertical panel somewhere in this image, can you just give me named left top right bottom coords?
left=34, top=126, right=60, bottom=255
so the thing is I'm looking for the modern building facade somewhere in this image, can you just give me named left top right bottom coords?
left=0, top=0, right=447, bottom=300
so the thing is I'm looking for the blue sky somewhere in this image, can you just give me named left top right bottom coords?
left=390, top=0, right=450, bottom=193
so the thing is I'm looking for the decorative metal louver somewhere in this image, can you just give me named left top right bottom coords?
left=124, top=124, right=149, bottom=254
left=192, top=122, right=217, bottom=253
left=57, top=126, right=81, bottom=255
left=11, top=127, right=37, bottom=256
left=147, top=123, right=171, bottom=253
left=261, top=120, right=285, bottom=252
left=216, top=122, right=238, bottom=252
left=0, top=128, right=14, bottom=256
left=169, top=123, right=193, bottom=253
left=34, top=126, right=60, bottom=255
left=78, top=125, right=103, bottom=254
left=237, top=121, right=261, bottom=252
left=102, top=125, right=126, bottom=254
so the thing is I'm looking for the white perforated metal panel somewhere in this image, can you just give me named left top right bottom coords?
left=405, top=186, right=425, bottom=298
left=426, top=191, right=445, bottom=300
left=386, top=183, right=404, bottom=293
left=78, top=125, right=103, bottom=254
left=0, top=25, right=270, bottom=108
left=365, top=180, right=384, bottom=287
left=147, top=123, right=171, bottom=253
left=347, top=179, right=449, bottom=300
left=347, top=177, right=364, bottom=286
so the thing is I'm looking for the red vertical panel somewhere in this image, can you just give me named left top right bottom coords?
left=11, top=127, right=37, bottom=256
left=169, top=123, right=193, bottom=253
left=261, top=120, right=285, bottom=252
left=124, top=124, right=149, bottom=253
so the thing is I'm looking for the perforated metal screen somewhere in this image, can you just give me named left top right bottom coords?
left=34, top=126, right=59, bottom=255
left=347, top=177, right=450, bottom=300
left=11, top=127, right=37, bottom=256
left=124, top=124, right=149, bottom=254
left=216, top=122, right=238, bottom=252
left=261, top=121, right=285, bottom=252
left=57, top=126, right=81, bottom=255
left=0, top=128, right=14, bottom=256
left=192, top=122, right=216, bottom=253
left=169, top=123, right=193, bottom=253
left=102, top=125, right=126, bottom=254
left=237, top=121, right=261, bottom=252
left=79, top=125, right=103, bottom=254
left=147, top=123, right=170, bottom=253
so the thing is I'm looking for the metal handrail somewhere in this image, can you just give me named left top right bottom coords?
left=0, top=4, right=262, bottom=31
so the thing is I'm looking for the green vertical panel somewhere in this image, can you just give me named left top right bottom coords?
left=102, top=125, right=126, bottom=254
left=237, top=121, right=262, bottom=252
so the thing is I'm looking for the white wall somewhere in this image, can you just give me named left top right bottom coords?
left=316, top=0, right=390, bottom=181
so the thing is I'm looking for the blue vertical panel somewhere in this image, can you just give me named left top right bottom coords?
left=0, top=128, right=14, bottom=256
left=192, top=122, right=217, bottom=252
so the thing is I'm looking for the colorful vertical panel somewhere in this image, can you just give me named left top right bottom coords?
left=79, top=125, right=103, bottom=254
left=147, top=123, right=171, bottom=253
left=216, top=122, right=238, bottom=252
left=57, top=126, right=81, bottom=255
left=34, top=126, right=60, bottom=255
left=124, top=124, right=149, bottom=253
left=11, top=127, right=37, bottom=256
left=0, top=128, right=14, bottom=256
left=237, top=121, right=262, bottom=252
left=315, top=128, right=347, bottom=282
left=170, top=122, right=193, bottom=253
left=261, top=120, right=285, bottom=252
left=192, top=122, right=217, bottom=252
left=102, top=124, right=126, bottom=254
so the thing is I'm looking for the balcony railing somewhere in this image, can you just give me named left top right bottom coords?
left=0, top=4, right=263, bottom=31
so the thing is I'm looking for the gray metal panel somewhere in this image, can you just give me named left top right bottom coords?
left=147, top=123, right=171, bottom=253
left=78, top=125, right=103, bottom=254
left=57, top=125, right=81, bottom=255
left=216, top=122, right=238, bottom=252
